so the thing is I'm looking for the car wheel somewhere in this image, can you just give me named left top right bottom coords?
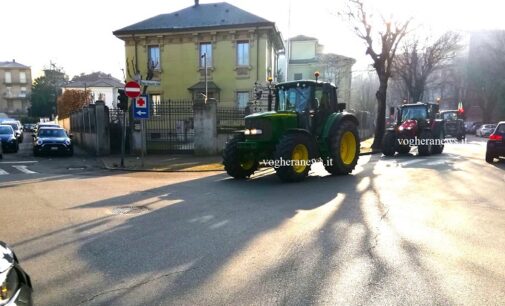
left=486, top=151, right=495, bottom=163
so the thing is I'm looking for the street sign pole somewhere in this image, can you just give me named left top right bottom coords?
left=141, top=119, right=145, bottom=168
left=120, top=109, right=126, bottom=168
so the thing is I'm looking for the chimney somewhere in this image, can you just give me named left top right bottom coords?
left=194, top=0, right=199, bottom=6
left=12, top=59, right=15, bottom=63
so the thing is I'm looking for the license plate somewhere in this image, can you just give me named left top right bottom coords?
left=51, top=147, right=58, bottom=151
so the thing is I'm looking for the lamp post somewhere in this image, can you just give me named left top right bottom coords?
left=201, top=52, right=208, bottom=104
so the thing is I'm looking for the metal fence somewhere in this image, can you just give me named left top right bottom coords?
left=146, top=100, right=194, bottom=153
left=108, top=108, right=129, bottom=154
left=217, top=106, right=246, bottom=132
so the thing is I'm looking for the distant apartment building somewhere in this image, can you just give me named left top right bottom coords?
left=283, top=35, right=355, bottom=104
left=113, top=1, right=284, bottom=108
left=0, top=60, right=32, bottom=118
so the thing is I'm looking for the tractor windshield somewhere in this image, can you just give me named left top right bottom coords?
left=277, top=85, right=311, bottom=112
left=401, top=106, right=428, bottom=121
left=442, top=112, right=458, bottom=121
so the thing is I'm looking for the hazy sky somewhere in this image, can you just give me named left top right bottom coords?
left=1, top=0, right=504, bottom=80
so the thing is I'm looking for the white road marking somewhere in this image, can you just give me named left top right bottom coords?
left=425, top=160, right=446, bottom=166
left=0, top=168, right=8, bottom=175
left=0, top=161, right=38, bottom=164
left=399, top=159, right=426, bottom=166
left=12, top=165, right=37, bottom=174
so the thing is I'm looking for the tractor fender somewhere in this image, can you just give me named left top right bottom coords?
left=321, top=112, right=359, bottom=140
left=319, top=112, right=359, bottom=158
left=282, top=129, right=319, bottom=158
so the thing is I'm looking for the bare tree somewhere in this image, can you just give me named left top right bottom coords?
left=467, top=31, right=505, bottom=122
left=344, top=0, right=410, bottom=150
left=394, top=32, right=461, bottom=102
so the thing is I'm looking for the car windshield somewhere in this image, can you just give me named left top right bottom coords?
left=2, top=123, right=18, bottom=130
left=38, top=129, right=67, bottom=137
left=0, top=125, right=14, bottom=134
left=442, top=112, right=458, bottom=121
left=401, top=106, right=428, bottom=121
left=484, top=124, right=496, bottom=129
left=277, top=85, right=311, bottom=112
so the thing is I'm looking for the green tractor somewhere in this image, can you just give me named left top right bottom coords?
left=223, top=74, right=360, bottom=182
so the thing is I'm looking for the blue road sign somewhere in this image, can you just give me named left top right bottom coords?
left=133, top=95, right=149, bottom=119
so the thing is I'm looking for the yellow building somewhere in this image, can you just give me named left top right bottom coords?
left=113, top=1, right=284, bottom=108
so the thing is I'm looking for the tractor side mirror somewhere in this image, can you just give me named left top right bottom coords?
left=337, top=103, right=346, bottom=112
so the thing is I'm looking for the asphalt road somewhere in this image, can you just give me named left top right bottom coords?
left=1, top=135, right=504, bottom=305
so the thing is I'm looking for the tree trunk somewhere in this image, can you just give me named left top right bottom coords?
left=372, top=79, right=388, bottom=150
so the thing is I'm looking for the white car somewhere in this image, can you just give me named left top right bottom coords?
left=476, top=124, right=497, bottom=137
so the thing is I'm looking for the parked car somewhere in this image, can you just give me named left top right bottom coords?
left=0, top=125, right=19, bottom=153
left=468, top=122, right=483, bottom=134
left=0, top=241, right=33, bottom=305
left=33, top=122, right=60, bottom=135
left=1, top=121, right=23, bottom=143
left=486, top=121, right=505, bottom=163
left=23, top=123, right=36, bottom=132
left=33, top=127, right=73, bottom=156
left=0, top=135, right=3, bottom=159
left=476, top=124, right=497, bottom=137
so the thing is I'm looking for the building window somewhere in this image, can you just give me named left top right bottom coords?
left=151, top=94, right=161, bottom=115
left=19, top=71, right=26, bottom=83
left=5, top=87, right=12, bottom=97
left=294, top=73, right=303, bottom=80
left=148, top=46, right=161, bottom=70
left=20, top=87, right=27, bottom=98
left=200, top=43, right=212, bottom=68
left=4, top=72, right=11, bottom=83
left=236, top=41, right=249, bottom=66
left=236, top=91, right=249, bottom=108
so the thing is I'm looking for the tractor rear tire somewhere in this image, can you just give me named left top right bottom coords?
left=397, top=144, right=410, bottom=154
left=325, top=120, right=360, bottom=175
left=431, top=131, right=445, bottom=154
left=274, top=133, right=314, bottom=182
left=418, top=130, right=433, bottom=156
left=382, top=131, right=397, bottom=157
left=223, top=134, right=258, bottom=179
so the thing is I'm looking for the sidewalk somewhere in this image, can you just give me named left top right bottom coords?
left=101, top=137, right=377, bottom=172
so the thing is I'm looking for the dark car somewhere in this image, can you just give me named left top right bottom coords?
left=33, top=127, right=73, bottom=156
left=0, top=241, right=33, bottom=305
left=1, top=121, right=23, bottom=143
left=486, top=121, right=505, bottom=163
left=468, top=122, right=483, bottom=134
left=0, top=125, right=19, bottom=153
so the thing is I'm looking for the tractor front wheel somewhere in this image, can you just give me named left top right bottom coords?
left=382, top=131, right=397, bottom=157
left=223, top=134, right=258, bottom=179
left=418, top=130, right=433, bottom=156
left=325, top=120, right=360, bottom=175
left=274, top=133, right=314, bottom=182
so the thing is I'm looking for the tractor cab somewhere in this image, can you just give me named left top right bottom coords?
left=275, top=80, right=344, bottom=135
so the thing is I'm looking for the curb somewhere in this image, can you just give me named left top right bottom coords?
left=101, top=165, right=225, bottom=173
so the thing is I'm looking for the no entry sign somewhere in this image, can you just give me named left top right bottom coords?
left=124, top=81, right=141, bottom=98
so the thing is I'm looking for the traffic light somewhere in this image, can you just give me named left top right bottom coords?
left=117, top=89, right=129, bottom=111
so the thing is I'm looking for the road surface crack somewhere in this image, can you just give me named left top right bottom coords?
left=75, top=266, right=198, bottom=305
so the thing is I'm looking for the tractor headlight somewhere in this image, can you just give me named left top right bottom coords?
left=0, top=268, right=19, bottom=304
left=398, top=126, right=404, bottom=131
left=244, top=129, right=263, bottom=135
